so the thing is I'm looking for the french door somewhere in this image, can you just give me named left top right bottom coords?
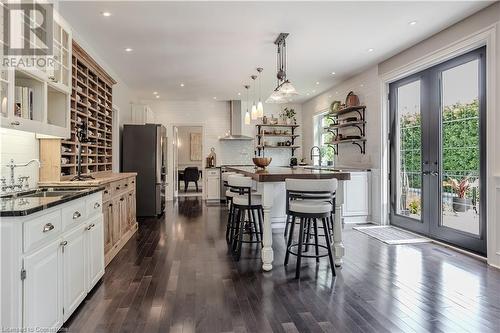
left=389, top=47, right=486, bottom=255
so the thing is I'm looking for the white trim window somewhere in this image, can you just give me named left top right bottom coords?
left=313, top=112, right=335, bottom=166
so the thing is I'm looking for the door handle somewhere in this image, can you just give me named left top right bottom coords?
left=431, top=171, right=439, bottom=176
left=86, top=223, right=95, bottom=231
left=60, top=240, right=68, bottom=247
left=422, top=171, right=431, bottom=175
left=94, top=202, right=101, bottom=208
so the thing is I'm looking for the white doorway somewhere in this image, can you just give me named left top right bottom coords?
left=173, top=125, right=203, bottom=198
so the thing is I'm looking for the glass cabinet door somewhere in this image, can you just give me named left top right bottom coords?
left=50, top=21, right=71, bottom=90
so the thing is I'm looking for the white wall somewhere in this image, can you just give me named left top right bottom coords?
left=301, top=67, right=382, bottom=223
left=0, top=128, right=40, bottom=188
left=377, top=2, right=500, bottom=268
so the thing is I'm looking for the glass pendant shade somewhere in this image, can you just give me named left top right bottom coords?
left=266, top=90, right=284, bottom=103
left=244, top=110, right=251, bottom=125
left=251, top=104, right=258, bottom=120
left=279, top=80, right=298, bottom=96
left=257, top=101, right=264, bottom=117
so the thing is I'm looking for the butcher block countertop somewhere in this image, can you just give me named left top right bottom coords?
left=225, top=166, right=351, bottom=182
left=38, top=172, right=137, bottom=187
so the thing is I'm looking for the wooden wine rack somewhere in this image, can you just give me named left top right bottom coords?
left=40, top=42, right=116, bottom=181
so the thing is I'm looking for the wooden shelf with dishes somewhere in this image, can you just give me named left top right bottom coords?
left=40, top=41, right=117, bottom=181
left=324, top=105, right=366, bottom=155
left=255, top=123, right=300, bottom=156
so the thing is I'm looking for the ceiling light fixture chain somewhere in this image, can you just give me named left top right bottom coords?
left=267, top=33, right=298, bottom=104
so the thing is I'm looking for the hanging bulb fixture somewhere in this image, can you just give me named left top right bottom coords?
left=256, top=67, right=264, bottom=118
left=244, top=85, right=251, bottom=125
left=250, top=75, right=258, bottom=120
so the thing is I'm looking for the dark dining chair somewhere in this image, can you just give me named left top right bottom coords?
left=183, top=167, right=200, bottom=192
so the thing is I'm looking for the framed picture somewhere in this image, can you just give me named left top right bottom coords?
left=190, top=132, right=202, bottom=161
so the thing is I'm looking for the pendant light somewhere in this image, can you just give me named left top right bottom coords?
left=244, top=85, right=251, bottom=125
left=266, top=33, right=299, bottom=103
left=250, top=75, right=258, bottom=120
left=256, top=67, right=264, bottom=118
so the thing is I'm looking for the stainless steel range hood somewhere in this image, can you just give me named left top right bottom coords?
left=220, top=100, right=253, bottom=141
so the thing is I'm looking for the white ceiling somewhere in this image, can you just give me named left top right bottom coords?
left=59, top=1, right=492, bottom=103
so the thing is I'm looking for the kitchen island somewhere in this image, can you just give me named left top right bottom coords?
left=225, top=166, right=351, bottom=271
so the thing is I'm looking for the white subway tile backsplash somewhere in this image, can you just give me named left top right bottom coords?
left=0, top=128, right=39, bottom=188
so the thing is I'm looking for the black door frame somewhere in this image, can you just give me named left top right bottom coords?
left=389, top=46, right=487, bottom=255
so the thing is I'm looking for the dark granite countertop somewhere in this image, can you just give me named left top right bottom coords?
left=0, top=186, right=104, bottom=217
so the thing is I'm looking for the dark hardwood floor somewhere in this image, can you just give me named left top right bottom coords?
left=63, top=197, right=500, bottom=333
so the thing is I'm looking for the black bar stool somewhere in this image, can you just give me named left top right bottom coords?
left=283, top=178, right=337, bottom=279
left=222, top=172, right=240, bottom=244
left=228, top=175, right=263, bottom=261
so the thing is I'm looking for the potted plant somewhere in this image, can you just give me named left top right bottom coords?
left=442, top=176, right=478, bottom=212
left=280, top=107, right=296, bottom=125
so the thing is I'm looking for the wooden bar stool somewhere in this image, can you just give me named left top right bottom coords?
left=283, top=178, right=337, bottom=279
left=227, top=175, right=263, bottom=261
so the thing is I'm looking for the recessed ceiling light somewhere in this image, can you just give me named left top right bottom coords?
left=409, top=20, right=417, bottom=26
left=306, top=93, right=310, bottom=96
left=101, top=11, right=111, bottom=17
left=360, top=84, right=364, bottom=87
left=213, top=97, right=217, bottom=100
left=331, top=72, right=336, bottom=75
left=315, top=81, right=320, bottom=85
left=153, top=91, right=158, bottom=95
left=328, top=95, right=332, bottom=98
left=237, top=92, right=241, bottom=96
left=155, top=95, right=160, bottom=99
left=367, top=48, right=374, bottom=52
left=125, top=48, right=133, bottom=52
left=312, top=90, right=316, bottom=93
left=180, top=83, right=185, bottom=87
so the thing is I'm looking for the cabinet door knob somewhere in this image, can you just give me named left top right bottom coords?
left=43, top=223, right=54, bottom=233
left=60, top=240, right=68, bottom=247
left=104, top=190, right=109, bottom=194
left=73, top=211, right=81, bottom=219
left=94, top=202, right=101, bottom=208
left=120, top=197, right=124, bottom=201
left=87, top=223, right=95, bottom=231
left=10, top=121, right=20, bottom=126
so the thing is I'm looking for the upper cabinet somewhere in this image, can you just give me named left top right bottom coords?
left=0, top=8, right=72, bottom=138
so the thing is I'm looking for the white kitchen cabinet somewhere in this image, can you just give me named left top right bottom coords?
left=86, top=216, right=105, bottom=291
left=205, top=168, right=220, bottom=201
left=130, top=103, right=154, bottom=124
left=23, top=239, right=63, bottom=331
left=342, top=171, right=371, bottom=222
left=0, top=10, right=72, bottom=138
left=62, top=225, right=87, bottom=321
left=1, top=192, right=104, bottom=332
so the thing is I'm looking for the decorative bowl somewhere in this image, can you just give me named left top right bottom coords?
left=253, top=157, right=272, bottom=169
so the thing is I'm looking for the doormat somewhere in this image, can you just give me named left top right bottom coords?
left=352, top=226, right=431, bottom=245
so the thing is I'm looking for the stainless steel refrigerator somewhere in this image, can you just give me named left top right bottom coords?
left=122, top=124, right=167, bottom=216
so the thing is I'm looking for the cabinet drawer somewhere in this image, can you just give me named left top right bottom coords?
left=102, top=185, right=111, bottom=202
left=86, top=193, right=103, bottom=217
left=206, top=169, right=220, bottom=177
left=62, top=200, right=86, bottom=231
left=128, top=177, right=136, bottom=189
left=23, top=210, right=62, bottom=253
left=111, top=179, right=128, bottom=196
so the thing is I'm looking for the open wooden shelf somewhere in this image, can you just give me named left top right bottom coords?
left=255, top=123, right=300, bottom=157
left=40, top=41, right=116, bottom=181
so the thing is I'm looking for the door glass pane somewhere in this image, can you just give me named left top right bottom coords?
left=441, top=59, right=480, bottom=235
left=396, top=80, right=422, bottom=220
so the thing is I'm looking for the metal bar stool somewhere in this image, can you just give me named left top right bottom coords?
left=227, top=175, right=263, bottom=261
left=283, top=178, right=337, bottom=279
left=223, top=172, right=242, bottom=244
